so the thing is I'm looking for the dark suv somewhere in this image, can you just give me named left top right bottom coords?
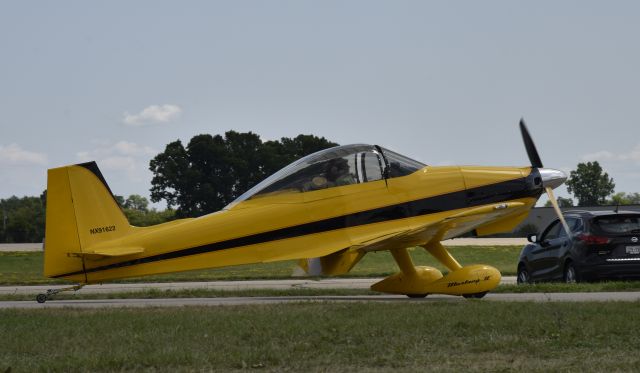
left=517, top=210, right=640, bottom=283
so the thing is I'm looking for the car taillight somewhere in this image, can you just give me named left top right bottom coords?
left=576, top=233, right=610, bottom=245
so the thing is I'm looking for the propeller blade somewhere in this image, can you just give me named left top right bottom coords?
left=519, top=119, right=570, bottom=235
left=545, top=186, right=572, bottom=238
left=520, top=118, right=543, bottom=168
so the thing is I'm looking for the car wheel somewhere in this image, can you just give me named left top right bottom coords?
left=564, top=262, right=579, bottom=283
left=517, top=265, right=531, bottom=285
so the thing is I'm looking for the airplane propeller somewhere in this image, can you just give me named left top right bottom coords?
left=519, top=119, right=543, bottom=169
left=519, top=119, right=572, bottom=237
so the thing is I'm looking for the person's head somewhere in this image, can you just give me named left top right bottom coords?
left=325, top=158, right=349, bottom=181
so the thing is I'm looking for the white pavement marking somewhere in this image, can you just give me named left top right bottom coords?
left=2, top=292, right=640, bottom=309
left=0, top=277, right=517, bottom=295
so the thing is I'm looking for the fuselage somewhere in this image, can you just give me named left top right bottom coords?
left=55, top=165, right=543, bottom=283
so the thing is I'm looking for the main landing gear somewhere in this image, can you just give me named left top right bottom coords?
left=462, top=292, right=488, bottom=299
left=370, top=241, right=501, bottom=299
left=407, top=293, right=428, bottom=298
left=36, top=284, right=85, bottom=303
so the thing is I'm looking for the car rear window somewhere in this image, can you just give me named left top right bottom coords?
left=592, top=215, right=640, bottom=234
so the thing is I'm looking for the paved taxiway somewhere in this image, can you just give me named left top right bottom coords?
left=2, top=277, right=640, bottom=308
left=3, top=292, right=640, bottom=309
left=0, top=278, right=381, bottom=294
left=0, top=277, right=517, bottom=295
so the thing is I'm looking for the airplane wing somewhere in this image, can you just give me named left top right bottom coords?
left=295, top=202, right=525, bottom=276
left=355, top=201, right=526, bottom=252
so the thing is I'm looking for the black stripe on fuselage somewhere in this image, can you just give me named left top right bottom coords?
left=52, top=173, right=542, bottom=278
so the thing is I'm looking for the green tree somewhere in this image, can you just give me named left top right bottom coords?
left=608, top=192, right=640, bottom=205
left=124, top=207, right=176, bottom=227
left=0, top=196, right=46, bottom=243
left=566, top=161, right=615, bottom=206
left=124, top=194, right=149, bottom=211
left=0, top=192, right=177, bottom=242
left=148, top=140, right=190, bottom=212
left=629, top=193, right=640, bottom=204
left=149, top=131, right=338, bottom=217
left=544, top=196, right=574, bottom=208
left=117, top=194, right=176, bottom=226
left=114, top=195, right=126, bottom=207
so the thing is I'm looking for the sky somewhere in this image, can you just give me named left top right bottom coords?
left=1, top=1, right=639, bottom=208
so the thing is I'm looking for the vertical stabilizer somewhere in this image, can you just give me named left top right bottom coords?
left=44, top=162, right=131, bottom=281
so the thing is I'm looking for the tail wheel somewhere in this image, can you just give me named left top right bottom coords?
left=517, top=265, right=531, bottom=284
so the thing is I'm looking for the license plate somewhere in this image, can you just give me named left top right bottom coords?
left=626, top=246, right=640, bottom=255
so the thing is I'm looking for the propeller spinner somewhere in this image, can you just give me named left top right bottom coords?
left=519, top=119, right=572, bottom=237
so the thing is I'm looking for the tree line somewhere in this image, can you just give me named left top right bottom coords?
left=1, top=131, right=637, bottom=243
left=0, top=193, right=175, bottom=243
left=149, top=131, right=337, bottom=216
left=0, top=193, right=46, bottom=243
left=546, top=160, right=639, bottom=207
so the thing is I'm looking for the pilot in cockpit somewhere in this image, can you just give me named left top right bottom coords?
left=325, top=158, right=355, bottom=186
left=303, top=157, right=355, bottom=191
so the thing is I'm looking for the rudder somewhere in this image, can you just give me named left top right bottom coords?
left=44, top=162, right=131, bottom=281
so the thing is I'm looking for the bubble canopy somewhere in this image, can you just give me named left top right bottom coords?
left=224, top=144, right=425, bottom=209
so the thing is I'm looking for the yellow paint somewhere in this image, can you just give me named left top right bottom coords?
left=461, top=166, right=530, bottom=189
left=73, top=246, right=145, bottom=260
left=422, top=241, right=462, bottom=272
left=371, top=265, right=500, bottom=296
left=390, top=247, right=417, bottom=275
left=317, top=249, right=365, bottom=276
left=423, top=265, right=501, bottom=296
left=371, top=266, right=444, bottom=295
left=44, top=160, right=540, bottom=298
left=44, top=167, right=84, bottom=279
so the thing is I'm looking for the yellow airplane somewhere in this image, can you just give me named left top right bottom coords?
left=37, top=120, right=568, bottom=303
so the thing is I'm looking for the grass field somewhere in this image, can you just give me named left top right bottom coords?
left=2, top=302, right=640, bottom=372
left=0, top=246, right=522, bottom=285
left=4, top=248, right=640, bottom=372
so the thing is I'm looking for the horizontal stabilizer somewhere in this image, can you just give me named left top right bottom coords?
left=68, top=246, right=144, bottom=260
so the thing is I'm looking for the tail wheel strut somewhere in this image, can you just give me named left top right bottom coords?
left=36, top=284, right=85, bottom=303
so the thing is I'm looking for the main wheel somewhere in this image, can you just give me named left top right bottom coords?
left=406, top=294, right=428, bottom=298
left=36, top=294, right=47, bottom=304
left=463, top=292, right=487, bottom=299
left=517, top=265, right=531, bottom=284
left=564, top=262, right=579, bottom=283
